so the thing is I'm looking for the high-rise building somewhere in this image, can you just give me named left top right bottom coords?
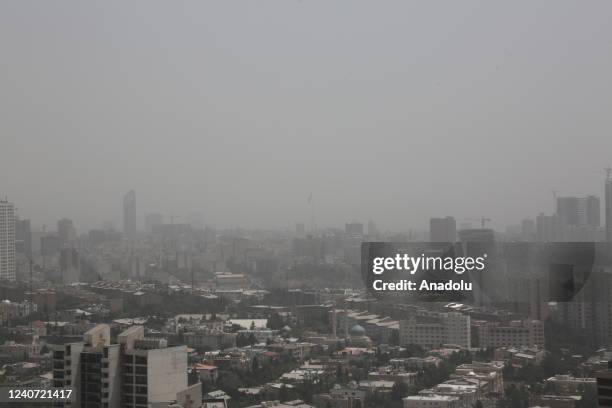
left=0, top=200, right=16, bottom=281
left=399, top=312, right=470, bottom=349
left=520, top=219, right=536, bottom=241
left=58, top=218, right=77, bottom=245
left=51, top=325, right=194, bottom=408
left=123, top=190, right=137, bottom=240
left=606, top=172, right=612, bottom=244
left=557, top=196, right=600, bottom=228
left=41, top=234, right=61, bottom=257
left=145, top=213, right=163, bottom=234
left=51, top=339, right=85, bottom=407
left=596, top=362, right=612, bottom=408
left=14, top=217, right=31, bottom=257
left=430, top=217, right=457, bottom=242
left=119, top=326, right=189, bottom=407
left=345, top=222, right=364, bottom=236
left=536, top=213, right=561, bottom=242
left=60, top=248, right=80, bottom=285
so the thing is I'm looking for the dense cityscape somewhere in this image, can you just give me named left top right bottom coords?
left=0, top=172, right=610, bottom=408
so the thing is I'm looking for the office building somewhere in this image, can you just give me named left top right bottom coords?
left=557, top=196, right=600, bottom=228
left=521, top=219, right=536, bottom=241
left=0, top=200, right=16, bottom=281
left=596, top=362, right=612, bottom=408
left=606, top=173, right=612, bottom=244
left=14, top=217, right=31, bottom=257
left=472, top=319, right=544, bottom=348
left=123, top=190, right=137, bottom=240
left=430, top=217, right=457, bottom=242
left=41, top=234, right=61, bottom=257
left=58, top=218, right=77, bottom=245
left=345, top=222, right=364, bottom=236
left=60, top=248, right=80, bottom=284
left=536, top=213, right=562, bottom=242
left=122, top=334, right=189, bottom=406
left=51, top=339, right=85, bottom=407
left=399, top=312, right=470, bottom=349
left=80, top=325, right=122, bottom=408
left=403, top=395, right=460, bottom=408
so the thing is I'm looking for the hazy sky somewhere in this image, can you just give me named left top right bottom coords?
left=2, top=1, right=612, bottom=232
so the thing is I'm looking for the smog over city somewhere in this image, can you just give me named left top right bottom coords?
left=1, top=2, right=612, bottom=408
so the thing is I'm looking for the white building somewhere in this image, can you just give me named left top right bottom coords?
left=0, top=200, right=16, bottom=281
left=123, top=341, right=188, bottom=406
left=403, top=395, right=460, bottom=408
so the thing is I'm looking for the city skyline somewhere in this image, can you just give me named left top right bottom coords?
left=2, top=1, right=612, bottom=231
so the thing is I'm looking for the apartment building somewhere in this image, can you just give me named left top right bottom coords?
left=399, top=312, right=470, bottom=349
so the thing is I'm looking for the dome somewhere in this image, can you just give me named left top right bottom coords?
left=350, top=324, right=366, bottom=336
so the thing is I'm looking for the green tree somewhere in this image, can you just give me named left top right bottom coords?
left=391, top=381, right=409, bottom=401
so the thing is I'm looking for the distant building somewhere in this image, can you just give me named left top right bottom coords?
left=14, top=217, right=31, bottom=257
left=557, top=196, right=600, bottom=228
left=430, top=217, right=457, bottom=242
left=51, top=324, right=194, bottom=408
left=314, top=383, right=366, bottom=408
left=123, top=190, right=137, bottom=240
left=57, top=218, right=77, bottom=245
left=520, top=219, right=535, bottom=241
left=536, top=213, right=562, bottom=242
left=345, top=222, right=364, bottom=236
left=403, top=395, right=460, bottom=408
left=472, top=319, right=544, bottom=348
left=458, top=228, right=494, bottom=243
left=41, top=234, right=60, bottom=257
left=0, top=299, right=37, bottom=324
left=60, top=248, right=80, bottom=284
left=606, top=173, right=612, bottom=244
left=123, top=343, right=189, bottom=407
left=0, top=200, right=16, bottom=281
left=399, top=312, right=470, bottom=349
left=145, top=213, right=164, bottom=234
left=596, top=362, right=612, bottom=408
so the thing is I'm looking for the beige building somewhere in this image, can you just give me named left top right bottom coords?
left=403, top=395, right=460, bottom=408
left=399, top=312, right=470, bottom=349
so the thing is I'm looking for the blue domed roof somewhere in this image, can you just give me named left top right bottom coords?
left=350, top=324, right=366, bottom=336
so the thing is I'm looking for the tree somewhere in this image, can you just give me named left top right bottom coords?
left=267, top=313, right=284, bottom=330
left=391, top=381, right=409, bottom=401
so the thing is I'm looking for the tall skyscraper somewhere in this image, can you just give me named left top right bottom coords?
left=60, top=247, right=80, bottom=284
left=430, top=216, right=457, bottom=242
left=536, top=213, right=561, bottom=242
left=0, top=200, right=16, bottom=281
left=123, top=190, right=137, bottom=240
left=14, top=217, right=31, bottom=257
left=556, top=196, right=600, bottom=228
left=606, top=171, right=612, bottom=243
left=57, top=218, right=77, bottom=245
